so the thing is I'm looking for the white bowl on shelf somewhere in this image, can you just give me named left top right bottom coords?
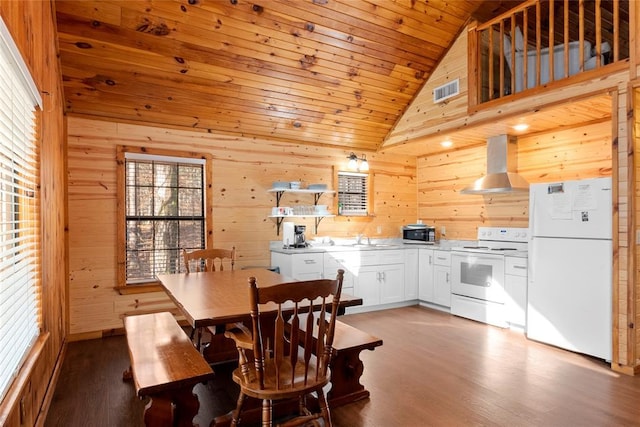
left=272, top=181, right=290, bottom=189
left=308, top=183, right=328, bottom=191
left=290, top=181, right=302, bottom=190
left=315, top=205, right=329, bottom=215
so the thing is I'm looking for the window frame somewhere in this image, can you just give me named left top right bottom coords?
left=116, top=146, right=213, bottom=290
left=0, top=15, right=42, bottom=403
left=336, top=171, right=372, bottom=217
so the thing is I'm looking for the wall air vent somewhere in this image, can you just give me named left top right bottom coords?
left=433, top=79, right=459, bottom=103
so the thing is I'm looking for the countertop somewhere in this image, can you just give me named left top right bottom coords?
left=269, top=239, right=474, bottom=254
left=270, top=239, right=528, bottom=258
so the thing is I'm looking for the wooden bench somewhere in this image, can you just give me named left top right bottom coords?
left=212, top=318, right=382, bottom=426
left=327, top=320, right=383, bottom=407
left=123, top=312, right=215, bottom=427
left=292, top=315, right=384, bottom=407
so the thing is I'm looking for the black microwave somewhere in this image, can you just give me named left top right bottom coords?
left=402, top=225, right=436, bottom=244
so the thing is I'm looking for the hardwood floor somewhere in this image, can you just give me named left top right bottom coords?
left=45, top=306, right=640, bottom=427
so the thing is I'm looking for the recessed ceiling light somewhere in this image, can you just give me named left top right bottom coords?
left=513, top=123, right=529, bottom=132
left=440, top=139, right=453, bottom=148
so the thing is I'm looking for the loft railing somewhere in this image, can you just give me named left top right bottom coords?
left=468, top=0, right=629, bottom=106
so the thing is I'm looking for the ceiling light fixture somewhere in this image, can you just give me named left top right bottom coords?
left=440, top=139, right=453, bottom=148
left=513, top=123, right=529, bottom=132
left=347, top=152, right=369, bottom=171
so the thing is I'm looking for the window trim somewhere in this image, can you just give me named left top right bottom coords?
left=116, top=146, right=213, bottom=290
left=0, top=15, right=43, bottom=404
left=336, top=170, right=372, bottom=217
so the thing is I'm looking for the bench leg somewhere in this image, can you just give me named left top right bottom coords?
left=144, top=389, right=200, bottom=427
left=327, top=347, right=372, bottom=408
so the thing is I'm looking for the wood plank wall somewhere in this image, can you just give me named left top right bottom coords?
left=0, top=1, right=66, bottom=425
left=66, top=117, right=416, bottom=336
left=417, top=122, right=612, bottom=238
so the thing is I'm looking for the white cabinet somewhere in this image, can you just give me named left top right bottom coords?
left=353, top=250, right=405, bottom=308
left=433, top=250, right=451, bottom=307
left=323, top=251, right=357, bottom=295
left=270, top=251, right=323, bottom=280
left=418, top=248, right=434, bottom=302
left=505, top=256, right=527, bottom=329
left=404, top=248, right=419, bottom=300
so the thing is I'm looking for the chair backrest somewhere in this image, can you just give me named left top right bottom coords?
left=248, top=269, right=344, bottom=391
left=183, top=247, right=235, bottom=272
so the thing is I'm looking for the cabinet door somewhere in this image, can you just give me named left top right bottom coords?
left=418, top=248, right=434, bottom=302
left=505, top=274, right=527, bottom=327
left=291, top=253, right=323, bottom=280
left=380, top=264, right=405, bottom=304
left=355, top=266, right=381, bottom=307
left=433, top=264, right=451, bottom=307
left=404, top=249, right=419, bottom=300
left=323, top=252, right=355, bottom=294
left=271, top=252, right=293, bottom=277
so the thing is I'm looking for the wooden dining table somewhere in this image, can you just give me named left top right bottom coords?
left=156, top=268, right=370, bottom=425
left=156, top=268, right=363, bottom=330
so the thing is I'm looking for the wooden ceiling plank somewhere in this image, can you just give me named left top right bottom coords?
left=310, top=0, right=465, bottom=44
left=118, top=1, right=428, bottom=89
left=58, top=49, right=404, bottom=122
left=55, top=0, right=123, bottom=26
left=56, top=15, right=416, bottom=109
left=237, top=0, right=443, bottom=67
left=67, top=98, right=384, bottom=149
left=66, top=90, right=392, bottom=140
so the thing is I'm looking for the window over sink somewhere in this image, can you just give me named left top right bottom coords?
left=337, top=171, right=369, bottom=216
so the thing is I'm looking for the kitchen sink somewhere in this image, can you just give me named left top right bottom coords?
left=349, top=243, right=398, bottom=248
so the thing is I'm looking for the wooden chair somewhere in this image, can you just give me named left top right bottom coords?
left=182, top=247, right=236, bottom=350
left=224, top=269, right=344, bottom=427
left=182, top=247, right=235, bottom=273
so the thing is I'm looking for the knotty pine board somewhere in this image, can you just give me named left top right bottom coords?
left=66, top=117, right=416, bottom=335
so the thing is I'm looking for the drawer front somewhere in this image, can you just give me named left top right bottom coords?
left=505, top=256, right=527, bottom=277
left=375, top=250, right=405, bottom=265
left=292, top=253, right=324, bottom=275
left=433, top=250, right=451, bottom=266
left=358, top=250, right=381, bottom=266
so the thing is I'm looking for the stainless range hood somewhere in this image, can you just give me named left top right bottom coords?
left=461, top=134, right=529, bottom=194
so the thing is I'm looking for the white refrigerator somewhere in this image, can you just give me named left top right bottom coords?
left=527, top=177, right=612, bottom=360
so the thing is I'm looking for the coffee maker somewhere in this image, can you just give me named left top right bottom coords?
left=282, top=223, right=308, bottom=248
left=293, top=225, right=307, bottom=248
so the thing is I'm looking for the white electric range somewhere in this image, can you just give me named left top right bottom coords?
left=449, top=227, right=528, bottom=328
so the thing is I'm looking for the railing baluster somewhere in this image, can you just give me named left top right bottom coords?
left=613, top=0, right=619, bottom=62
left=579, top=0, right=585, bottom=72
left=595, top=0, right=602, bottom=68
left=549, top=0, right=555, bottom=83
left=564, top=0, right=570, bottom=78
left=536, top=1, right=541, bottom=87
left=499, top=22, right=505, bottom=99
left=488, top=27, right=494, bottom=100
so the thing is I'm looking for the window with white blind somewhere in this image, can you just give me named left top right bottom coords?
left=338, top=171, right=369, bottom=216
left=121, top=151, right=207, bottom=284
left=0, top=17, right=42, bottom=402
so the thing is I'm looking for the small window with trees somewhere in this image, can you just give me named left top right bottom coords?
left=117, top=147, right=212, bottom=287
left=337, top=171, right=369, bottom=216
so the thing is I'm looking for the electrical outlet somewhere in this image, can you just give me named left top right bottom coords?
left=441, top=226, right=446, bottom=237
left=376, top=225, right=382, bottom=234
left=637, top=230, right=640, bottom=245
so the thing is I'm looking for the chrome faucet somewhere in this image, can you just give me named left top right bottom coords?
left=356, top=234, right=371, bottom=245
